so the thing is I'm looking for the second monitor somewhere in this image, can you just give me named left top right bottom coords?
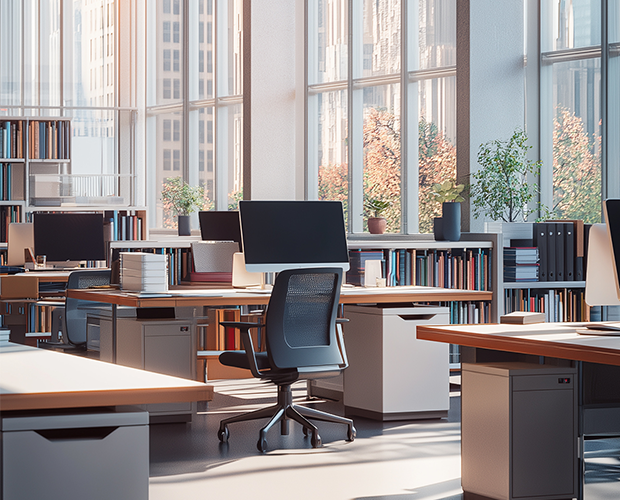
left=198, top=211, right=243, bottom=250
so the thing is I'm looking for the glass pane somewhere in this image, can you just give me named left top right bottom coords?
left=546, top=0, right=601, bottom=51
left=609, top=3, right=620, bottom=197
left=156, top=112, right=184, bottom=228
left=192, top=107, right=215, bottom=205
left=418, top=76, right=457, bottom=233
left=65, top=0, right=115, bottom=108
left=310, top=0, right=348, bottom=84
left=363, top=84, right=401, bottom=232
left=418, top=0, right=456, bottom=70
left=224, top=103, right=243, bottom=209
left=156, top=0, right=184, bottom=105
left=39, top=1, right=61, bottom=107
left=226, top=0, right=243, bottom=96
left=317, top=90, right=348, bottom=222
left=0, top=1, right=22, bottom=107
left=552, top=58, right=601, bottom=223
left=361, top=0, right=400, bottom=77
left=191, top=0, right=214, bottom=100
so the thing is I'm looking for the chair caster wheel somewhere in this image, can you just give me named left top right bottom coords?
left=218, top=426, right=229, bottom=443
left=257, top=437, right=268, bottom=453
left=347, top=425, right=356, bottom=441
left=311, top=431, right=322, bottom=448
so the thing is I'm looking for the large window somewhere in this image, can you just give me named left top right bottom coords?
left=307, top=0, right=456, bottom=234
left=146, top=0, right=243, bottom=230
left=0, top=0, right=137, bottom=206
left=541, top=0, right=620, bottom=223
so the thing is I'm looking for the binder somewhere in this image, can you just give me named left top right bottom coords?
left=533, top=222, right=548, bottom=281
left=548, top=219, right=582, bottom=281
left=546, top=223, right=556, bottom=281
left=564, top=222, right=575, bottom=281
left=554, top=222, right=565, bottom=281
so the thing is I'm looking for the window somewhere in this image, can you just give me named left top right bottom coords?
left=163, top=50, right=171, bottom=71
left=163, top=120, right=172, bottom=141
left=173, top=50, right=180, bottom=72
left=163, top=21, right=171, bottom=43
left=164, top=149, right=172, bottom=170
left=147, top=0, right=243, bottom=228
left=307, top=0, right=456, bottom=234
left=163, top=0, right=171, bottom=15
left=539, top=0, right=619, bottom=223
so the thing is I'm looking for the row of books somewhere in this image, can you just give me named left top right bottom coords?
left=503, top=247, right=539, bottom=282
left=448, top=300, right=491, bottom=325
left=0, top=204, right=23, bottom=243
left=28, top=120, right=71, bottom=160
left=204, top=309, right=267, bottom=352
left=504, top=287, right=589, bottom=322
left=104, top=210, right=146, bottom=241
left=0, top=163, right=24, bottom=201
left=0, top=121, right=24, bottom=159
left=347, top=248, right=492, bottom=291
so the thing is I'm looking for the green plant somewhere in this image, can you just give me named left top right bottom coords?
left=431, top=179, right=466, bottom=204
left=471, top=129, right=552, bottom=222
left=161, top=177, right=205, bottom=216
left=364, top=198, right=391, bottom=218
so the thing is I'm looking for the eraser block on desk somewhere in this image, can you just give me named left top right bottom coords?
left=0, top=275, right=39, bottom=299
left=500, top=311, right=546, bottom=325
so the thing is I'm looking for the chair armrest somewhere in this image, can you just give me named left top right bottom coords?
left=220, top=321, right=266, bottom=378
left=336, top=320, right=349, bottom=369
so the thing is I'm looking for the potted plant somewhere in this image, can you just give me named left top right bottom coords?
left=161, top=177, right=205, bottom=236
left=431, top=179, right=466, bottom=241
left=470, top=129, right=552, bottom=224
left=364, top=198, right=391, bottom=235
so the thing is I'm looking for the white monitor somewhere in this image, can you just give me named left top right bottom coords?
left=239, top=200, right=350, bottom=273
left=7, top=223, right=34, bottom=266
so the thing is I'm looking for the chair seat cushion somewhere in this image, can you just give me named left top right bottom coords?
left=219, top=350, right=271, bottom=371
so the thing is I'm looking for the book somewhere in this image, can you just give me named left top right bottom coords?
left=533, top=222, right=548, bottom=281
left=504, top=247, right=539, bottom=265
left=504, top=264, right=539, bottom=282
left=500, top=311, right=546, bottom=324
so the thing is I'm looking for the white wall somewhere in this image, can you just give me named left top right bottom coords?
left=248, top=0, right=306, bottom=200
left=466, top=0, right=527, bottom=232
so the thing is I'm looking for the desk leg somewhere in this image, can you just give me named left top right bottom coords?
left=112, top=304, right=117, bottom=364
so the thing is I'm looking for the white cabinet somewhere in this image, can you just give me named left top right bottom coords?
left=1, top=407, right=148, bottom=500
left=116, top=318, right=196, bottom=421
left=342, top=305, right=450, bottom=421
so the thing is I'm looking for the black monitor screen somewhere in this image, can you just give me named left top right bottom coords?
left=239, top=200, right=349, bottom=272
left=33, top=213, right=106, bottom=262
left=198, top=211, right=242, bottom=250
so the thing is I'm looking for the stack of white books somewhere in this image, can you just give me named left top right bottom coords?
left=120, top=252, right=169, bottom=293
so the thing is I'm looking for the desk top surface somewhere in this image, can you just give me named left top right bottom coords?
left=0, top=342, right=213, bottom=411
left=67, top=285, right=492, bottom=307
left=417, top=322, right=620, bottom=366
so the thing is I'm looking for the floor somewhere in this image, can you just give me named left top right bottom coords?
left=149, top=378, right=620, bottom=500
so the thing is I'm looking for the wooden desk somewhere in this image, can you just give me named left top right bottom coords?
left=417, top=322, right=620, bottom=500
left=67, top=286, right=492, bottom=364
left=0, top=341, right=213, bottom=411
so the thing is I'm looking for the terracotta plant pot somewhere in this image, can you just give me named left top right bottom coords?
left=368, top=217, right=387, bottom=235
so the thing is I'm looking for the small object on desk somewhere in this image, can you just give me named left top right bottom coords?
left=577, top=322, right=620, bottom=336
left=500, top=311, right=546, bottom=325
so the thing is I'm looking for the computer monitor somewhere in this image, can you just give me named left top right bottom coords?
left=7, top=223, right=35, bottom=266
left=584, top=223, right=620, bottom=306
left=33, top=213, right=106, bottom=265
left=198, top=211, right=242, bottom=250
left=238, top=200, right=350, bottom=273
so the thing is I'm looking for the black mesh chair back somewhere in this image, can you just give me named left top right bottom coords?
left=65, top=269, right=111, bottom=345
left=265, top=268, right=343, bottom=370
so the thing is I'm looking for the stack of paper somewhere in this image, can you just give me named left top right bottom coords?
left=120, top=252, right=168, bottom=293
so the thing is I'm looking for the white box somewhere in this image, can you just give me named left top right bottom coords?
left=342, top=304, right=450, bottom=420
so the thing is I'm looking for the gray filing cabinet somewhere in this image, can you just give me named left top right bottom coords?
left=342, top=304, right=450, bottom=421
left=461, top=362, right=578, bottom=500
left=116, top=317, right=196, bottom=421
left=1, top=407, right=148, bottom=500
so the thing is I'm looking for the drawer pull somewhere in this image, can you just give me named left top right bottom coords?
left=398, top=314, right=436, bottom=321
left=35, top=426, right=117, bottom=442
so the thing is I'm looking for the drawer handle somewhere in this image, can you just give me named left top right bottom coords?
left=35, top=426, right=117, bottom=442
left=398, top=314, right=437, bottom=321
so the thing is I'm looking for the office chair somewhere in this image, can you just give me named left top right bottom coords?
left=40, top=269, right=111, bottom=351
left=217, top=267, right=356, bottom=453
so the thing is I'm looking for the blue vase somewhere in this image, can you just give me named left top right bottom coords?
left=442, top=202, right=461, bottom=241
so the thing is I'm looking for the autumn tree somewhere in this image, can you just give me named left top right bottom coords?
left=553, top=106, right=601, bottom=223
